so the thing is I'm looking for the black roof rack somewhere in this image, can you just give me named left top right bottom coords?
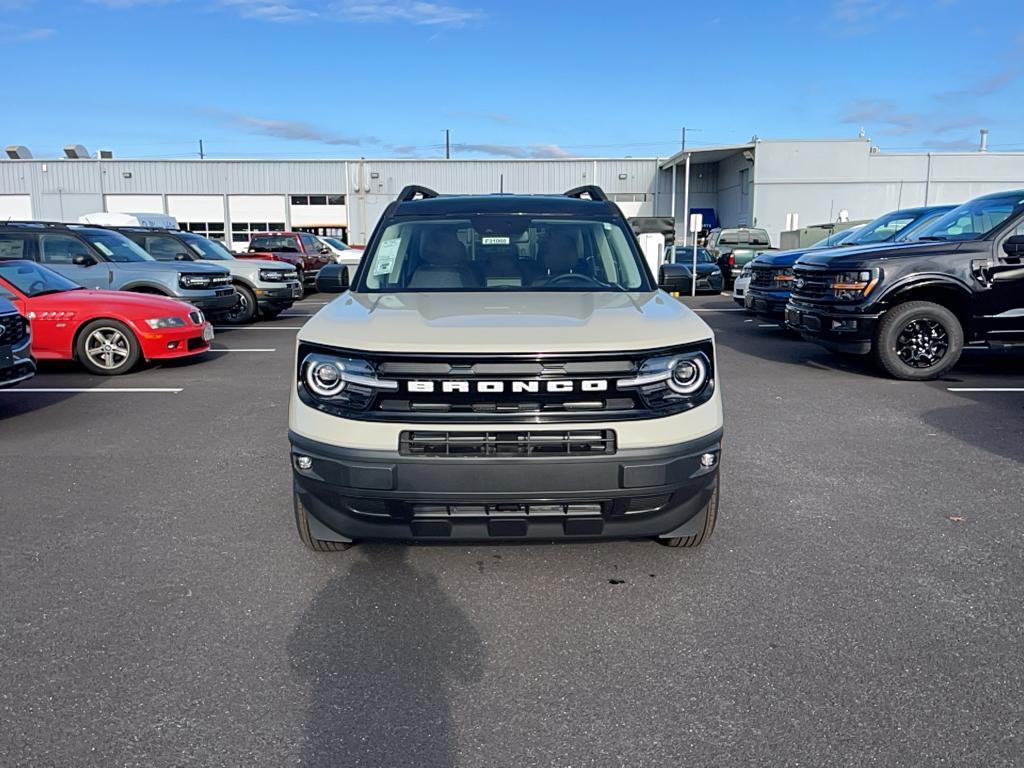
left=0, top=220, right=73, bottom=229
left=396, top=185, right=440, bottom=202
left=563, top=185, right=609, bottom=202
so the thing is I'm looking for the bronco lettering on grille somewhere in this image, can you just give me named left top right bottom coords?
left=408, top=380, right=610, bottom=394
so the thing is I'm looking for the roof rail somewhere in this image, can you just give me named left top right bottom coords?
left=0, top=220, right=70, bottom=229
left=564, top=185, right=609, bottom=202
left=396, top=185, right=440, bottom=202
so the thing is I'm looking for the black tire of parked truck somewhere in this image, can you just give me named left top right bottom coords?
left=294, top=490, right=353, bottom=552
left=225, top=284, right=257, bottom=325
left=658, top=478, right=719, bottom=548
left=873, top=300, right=963, bottom=381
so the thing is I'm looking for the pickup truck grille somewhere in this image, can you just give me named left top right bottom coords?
left=791, top=267, right=835, bottom=300
left=750, top=266, right=776, bottom=288
left=400, top=430, right=616, bottom=457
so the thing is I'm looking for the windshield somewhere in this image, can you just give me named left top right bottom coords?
left=324, top=237, right=350, bottom=250
left=917, top=193, right=1024, bottom=241
left=75, top=228, right=154, bottom=263
left=0, top=260, right=82, bottom=297
left=810, top=227, right=861, bottom=248
left=719, top=228, right=771, bottom=246
left=895, top=210, right=951, bottom=242
left=359, top=215, right=651, bottom=293
left=670, top=246, right=715, bottom=264
left=250, top=235, right=299, bottom=253
left=180, top=232, right=235, bottom=261
left=847, top=211, right=922, bottom=245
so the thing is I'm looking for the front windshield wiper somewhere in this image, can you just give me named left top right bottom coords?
left=916, top=236, right=949, bottom=242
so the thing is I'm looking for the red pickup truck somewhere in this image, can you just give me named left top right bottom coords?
left=245, top=232, right=333, bottom=290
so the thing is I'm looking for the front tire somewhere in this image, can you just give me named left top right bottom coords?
left=76, top=319, right=142, bottom=375
left=294, top=490, right=354, bottom=552
left=658, top=479, right=719, bottom=548
left=873, top=301, right=963, bottom=381
left=225, top=284, right=257, bottom=325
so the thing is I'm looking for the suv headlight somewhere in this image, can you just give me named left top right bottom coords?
left=259, top=268, right=289, bottom=282
left=299, top=352, right=398, bottom=412
left=179, top=273, right=212, bottom=289
left=616, top=346, right=714, bottom=413
left=145, top=316, right=186, bottom=329
left=830, top=269, right=879, bottom=301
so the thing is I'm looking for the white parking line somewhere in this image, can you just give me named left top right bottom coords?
left=279, top=313, right=315, bottom=317
left=215, top=326, right=304, bottom=331
left=211, top=348, right=277, bottom=352
left=2, top=388, right=183, bottom=394
left=693, top=308, right=746, bottom=312
left=759, top=323, right=780, bottom=328
left=947, top=387, right=1024, bottom=393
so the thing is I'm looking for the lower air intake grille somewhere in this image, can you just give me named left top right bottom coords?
left=399, top=430, right=616, bottom=457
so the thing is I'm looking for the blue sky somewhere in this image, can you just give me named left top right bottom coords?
left=2, top=0, right=1022, bottom=159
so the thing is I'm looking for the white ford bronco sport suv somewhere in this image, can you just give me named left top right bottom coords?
left=289, top=185, right=724, bottom=550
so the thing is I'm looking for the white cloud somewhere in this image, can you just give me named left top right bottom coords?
left=220, top=0, right=317, bottom=21
left=334, top=1, right=482, bottom=26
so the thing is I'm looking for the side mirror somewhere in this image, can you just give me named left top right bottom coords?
left=319, top=246, right=331, bottom=254
left=315, top=263, right=350, bottom=293
left=72, top=253, right=97, bottom=267
left=174, top=252, right=194, bottom=261
left=658, top=263, right=692, bottom=293
left=1002, top=235, right=1024, bottom=258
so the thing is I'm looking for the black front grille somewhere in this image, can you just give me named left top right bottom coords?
left=751, top=267, right=775, bottom=288
left=0, top=313, right=28, bottom=345
left=400, top=430, right=616, bottom=457
left=187, top=336, right=207, bottom=350
left=189, top=311, right=202, bottom=325
left=791, top=267, right=835, bottom=300
left=410, top=502, right=605, bottom=518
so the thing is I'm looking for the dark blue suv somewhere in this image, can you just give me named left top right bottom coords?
left=745, top=205, right=955, bottom=320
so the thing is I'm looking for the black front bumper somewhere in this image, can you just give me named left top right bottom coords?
left=0, top=337, right=36, bottom=388
left=745, top=288, right=788, bottom=319
left=290, top=429, right=722, bottom=542
left=188, top=289, right=239, bottom=314
left=257, top=282, right=302, bottom=309
left=785, top=300, right=879, bottom=354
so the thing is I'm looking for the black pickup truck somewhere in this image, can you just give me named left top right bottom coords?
left=786, top=189, right=1024, bottom=380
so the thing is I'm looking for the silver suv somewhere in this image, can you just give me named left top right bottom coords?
left=111, top=227, right=301, bottom=323
left=0, top=223, right=236, bottom=318
left=289, top=185, right=724, bottom=552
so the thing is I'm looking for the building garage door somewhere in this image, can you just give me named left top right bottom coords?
left=168, top=195, right=226, bottom=243
left=0, top=195, right=32, bottom=220
left=105, top=195, right=164, bottom=214
left=228, top=195, right=286, bottom=251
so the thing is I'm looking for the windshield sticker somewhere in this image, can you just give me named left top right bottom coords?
left=373, top=237, right=401, bottom=276
left=481, top=236, right=510, bottom=245
left=93, top=242, right=113, bottom=257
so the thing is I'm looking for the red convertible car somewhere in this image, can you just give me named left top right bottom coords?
left=0, top=260, right=214, bottom=375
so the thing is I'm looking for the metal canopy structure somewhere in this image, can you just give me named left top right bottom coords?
left=660, top=143, right=755, bottom=169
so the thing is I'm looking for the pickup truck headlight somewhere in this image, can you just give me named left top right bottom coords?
left=830, top=270, right=879, bottom=301
left=179, top=273, right=212, bottom=289
left=773, top=268, right=794, bottom=286
left=616, top=346, right=714, bottom=413
left=259, top=268, right=291, bottom=282
left=299, top=352, right=398, bottom=412
left=145, top=316, right=187, bottom=329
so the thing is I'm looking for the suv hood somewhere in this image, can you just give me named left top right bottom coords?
left=233, top=258, right=293, bottom=271
left=125, top=261, right=229, bottom=274
left=755, top=246, right=823, bottom=266
left=797, top=240, right=962, bottom=268
left=300, top=291, right=714, bottom=353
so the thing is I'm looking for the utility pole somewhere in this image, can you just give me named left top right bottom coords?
left=199, top=139, right=205, bottom=159
left=680, top=127, right=686, bottom=152
left=445, top=129, right=450, bottom=159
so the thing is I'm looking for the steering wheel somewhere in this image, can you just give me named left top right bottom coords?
left=27, top=279, right=46, bottom=295
left=543, top=272, right=610, bottom=288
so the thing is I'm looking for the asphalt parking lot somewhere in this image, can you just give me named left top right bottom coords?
left=2, top=293, right=1022, bottom=768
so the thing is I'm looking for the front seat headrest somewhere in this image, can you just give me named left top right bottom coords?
left=539, top=231, right=580, bottom=274
left=421, top=230, right=466, bottom=266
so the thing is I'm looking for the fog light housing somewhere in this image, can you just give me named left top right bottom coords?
left=700, top=452, right=717, bottom=468
left=830, top=319, right=858, bottom=332
left=296, top=455, right=313, bottom=470
left=166, top=340, right=179, bottom=349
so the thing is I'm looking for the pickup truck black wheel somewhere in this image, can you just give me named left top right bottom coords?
left=658, top=479, right=719, bottom=548
left=874, top=301, right=963, bottom=381
left=294, top=490, right=353, bottom=552
left=75, top=319, right=141, bottom=375
left=294, top=270, right=307, bottom=299
left=225, top=284, right=257, bottom=325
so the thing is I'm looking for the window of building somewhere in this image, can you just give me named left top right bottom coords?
left=291, top=195, right=308, bottom=206
left=308, top=195, right=327, bottom=206
left=327, top=195, right=345, bottom=206
left=180, top=221, right=226, bottom=242
left=290, top=194, right=345, bottom=206
left=230, top=221, right=286, bottom=243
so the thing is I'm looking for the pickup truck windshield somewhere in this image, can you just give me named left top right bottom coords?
left=719, top=229, right=771, bottom=246
left=917, top=193, right=1024, bottom=241
left=181, top=232, right=234, bottom=260
left=359, top=216, right=651, bottom=293
left=250, top=236, right=299, bottom=253
left=76, top=229, right=155, bottom=263
left=848, top=212, right=920, bottom=244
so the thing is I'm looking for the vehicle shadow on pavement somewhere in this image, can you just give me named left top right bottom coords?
left=920, top=390, right=1024, bottom=463
left=288, top=546, right=484, bottom=768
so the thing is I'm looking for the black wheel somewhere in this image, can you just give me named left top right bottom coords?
left=75, top=319, right=142, bottom=376
left=294, top=489, right=353, bottom=552
left=874, top=301, right=963, bottom=381
left=294, top=271, right=307, bottom=299
left=658, top=478, right=719, bottom=548
left=224, top=284, right=257, bottom=325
